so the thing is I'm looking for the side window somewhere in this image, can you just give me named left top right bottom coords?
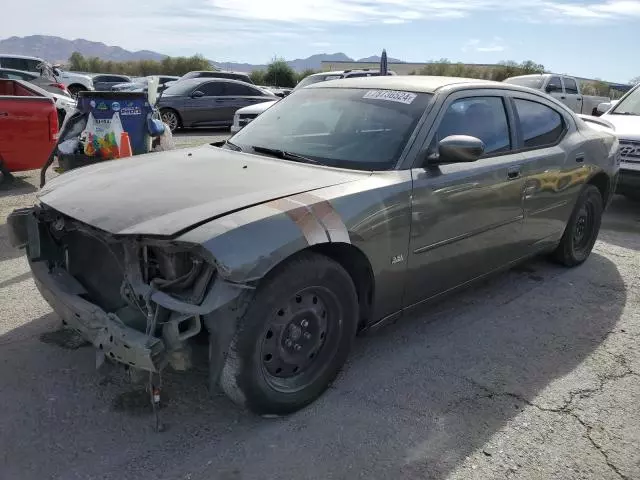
left=93, top=75, right=107, bottom=82
left=199, top=82, right=224, bottom=96
left=513, top=99, right=565, bottom=148
left=429, top=96, right=511, bottom=156
left=1, top=57, right=29, bottom=71
left=224, top=83, right=257, bottom=96
left=547, top=76, right=563, bottom=93
left=25, top=59, right=42, bottom=73
left=563, top=77, right=579, bottom=94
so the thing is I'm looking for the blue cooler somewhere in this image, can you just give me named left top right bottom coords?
left=76, top=91, right=153, bottom=155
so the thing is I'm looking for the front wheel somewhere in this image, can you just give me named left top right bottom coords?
left=160, top=109, right=181, bottom=132
left=552, top=184, right=603, bottom=266
left=219, top=252, right=358, bottom=415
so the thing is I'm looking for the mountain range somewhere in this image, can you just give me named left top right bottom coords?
left=0, top=35, right=404, bottom=72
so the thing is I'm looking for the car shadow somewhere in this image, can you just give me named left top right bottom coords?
left=600, top=195, right=640, bottom=250
left=0, top=253, right=625, bottom=480
left=0, top=173, right=37, bottom=196
left=0, top=223, right=25, bottom=262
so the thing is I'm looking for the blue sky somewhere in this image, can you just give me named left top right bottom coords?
left=3, top=0, right=639, bottom=82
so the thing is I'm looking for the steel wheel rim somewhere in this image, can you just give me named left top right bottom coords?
left=572, top=202, right=595, bottom=251
left=259, top=286, right=343, bottom=393
left=162, top=111, right=178, bottom=130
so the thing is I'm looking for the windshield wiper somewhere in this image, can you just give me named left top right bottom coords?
left=610, top=111, right=639, bottom=116
left=251, top=146, right=320, bottom=165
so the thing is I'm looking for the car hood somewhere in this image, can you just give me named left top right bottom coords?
left=601, top=114, right=640, bottom=141
left=236, top=100, right=278, bottom=115
left=38, top=145, right=367, bottom=237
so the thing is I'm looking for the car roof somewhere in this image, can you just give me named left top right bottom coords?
left=307, top=75, right=501, bottom=93
left=0, top=53, right=44, bottom=60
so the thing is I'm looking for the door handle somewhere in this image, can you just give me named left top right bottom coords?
left=0, top=112, right=8, bottom=117
left=507, top=166, right=521, bottom=179
left=575, top=154, right=585, bottom=163
left=560, top=96, right=566, bottom=99
left=576, top=97, right=582, bottom=101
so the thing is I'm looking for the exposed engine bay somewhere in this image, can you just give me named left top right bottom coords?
left=13, top=204, right=231, bottom=374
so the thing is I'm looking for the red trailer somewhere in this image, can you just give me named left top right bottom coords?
left=0, top=79, right=58, bottom=180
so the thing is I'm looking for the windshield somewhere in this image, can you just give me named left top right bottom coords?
left=295, top=74, right=343, bottom=90
left=504, top=77, right=545, bottom=89
left=229, top=87, right=432, bottom=171
left=609, top=85, right=640, bottom=115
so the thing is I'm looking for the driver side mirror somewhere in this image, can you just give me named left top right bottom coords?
left=424, top=135, right=485, bottom=165
left=596, top=102, right=611, bottom=114
left=191, top=90, right=205, bottom=98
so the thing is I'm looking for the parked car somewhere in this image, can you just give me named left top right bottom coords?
left=0, top=54, right=94, bottom=97
left=230, top=69, right=397, bottom=133
left=179, top=70, right=254, bottom=84
left=157, top=78, right=277, bottom=131
left=91, top=74, right=132, bottom=91
left=111, top=75, right=180, bottom=93
left=0, top=79, right=58, bottom=179
left=594, top=83, right=640, bottom=200
left=504, top=74, right=610, bottom=116
left=0, top=67, right=70, bottom=96
left=8, top=76, right=618, bottom=415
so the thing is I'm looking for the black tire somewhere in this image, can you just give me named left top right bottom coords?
left=553, top=185, right=603, bottom=266
left=220, top=252, right=358, bottom=415
left=160, top=108, right=181, bottom=132
left=67, top=84, right=86, bottom=99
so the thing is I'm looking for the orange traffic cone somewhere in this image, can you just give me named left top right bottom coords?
left=119, top=132, right=132, bottom=158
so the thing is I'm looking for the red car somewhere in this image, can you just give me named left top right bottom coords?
left=0, top=79, right=58, bottom=179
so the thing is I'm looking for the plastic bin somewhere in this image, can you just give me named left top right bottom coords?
left=76, top=91, right=152, bottom=155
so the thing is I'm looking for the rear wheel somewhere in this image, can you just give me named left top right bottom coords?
left=160, top=109, right=181, bottom=132
left=219, top=252, right=358, bottom=415
left=67, top=84, right=86, bottom=99
left=553, top=185, right=603, bottom=266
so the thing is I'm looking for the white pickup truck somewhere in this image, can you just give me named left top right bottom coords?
left=0, top=54, right=94, bottom=97
left=504, top=74, right=610, bottom=116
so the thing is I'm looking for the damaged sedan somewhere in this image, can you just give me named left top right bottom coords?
left=8, top=76, right=619, bottom=415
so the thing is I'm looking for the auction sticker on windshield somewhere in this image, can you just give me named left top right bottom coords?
left=363, top=90, right=417, bottom=104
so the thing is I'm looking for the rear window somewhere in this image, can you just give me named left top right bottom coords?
left=162, top=80, right=201, bottom=95
left=504, top=77, right=545, bottom=90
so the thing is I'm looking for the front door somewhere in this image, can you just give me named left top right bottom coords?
left=184, top=81, right=226, bottom=125
left=405, top=92, right=526, bottom=308
left=561, top=77, right=582, bottom=113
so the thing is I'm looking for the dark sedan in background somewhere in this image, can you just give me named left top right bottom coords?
left=92, top=74, right=132, bottom=91
left=157, top=78, right=277, bottom=131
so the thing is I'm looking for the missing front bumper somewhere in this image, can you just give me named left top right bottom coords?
left=31, top=260, right=166, bottom=372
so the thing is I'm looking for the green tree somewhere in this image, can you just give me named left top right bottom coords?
left=263, top=58, right=297, bottom=87
left=65, top=52, right=213, bottom=76
left=249, top=69, right=266, bottom=85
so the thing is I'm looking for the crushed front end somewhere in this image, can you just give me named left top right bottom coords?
left=8, top=204, right=239, bottom=374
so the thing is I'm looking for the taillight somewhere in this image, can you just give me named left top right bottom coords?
left=48, top=109, right=59, bottom=141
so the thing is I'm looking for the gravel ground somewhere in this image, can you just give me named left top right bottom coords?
left=0, top=155, right=638, bottom=480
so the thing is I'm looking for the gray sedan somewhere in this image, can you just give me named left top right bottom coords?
left=157, top=78, right=277, bottom=131
left=8, top=76, right=619, bottom=416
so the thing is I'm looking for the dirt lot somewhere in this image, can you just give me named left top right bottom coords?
left=0, top=154, right=638, bottom=479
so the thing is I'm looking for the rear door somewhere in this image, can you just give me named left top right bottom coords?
left=405, top=89, right=526, bottom=307
left=220, top=82, right=272, bottom=122
left=508, top=93, right=580, bottom=246
left=561, top=77, right=582, bottom=113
